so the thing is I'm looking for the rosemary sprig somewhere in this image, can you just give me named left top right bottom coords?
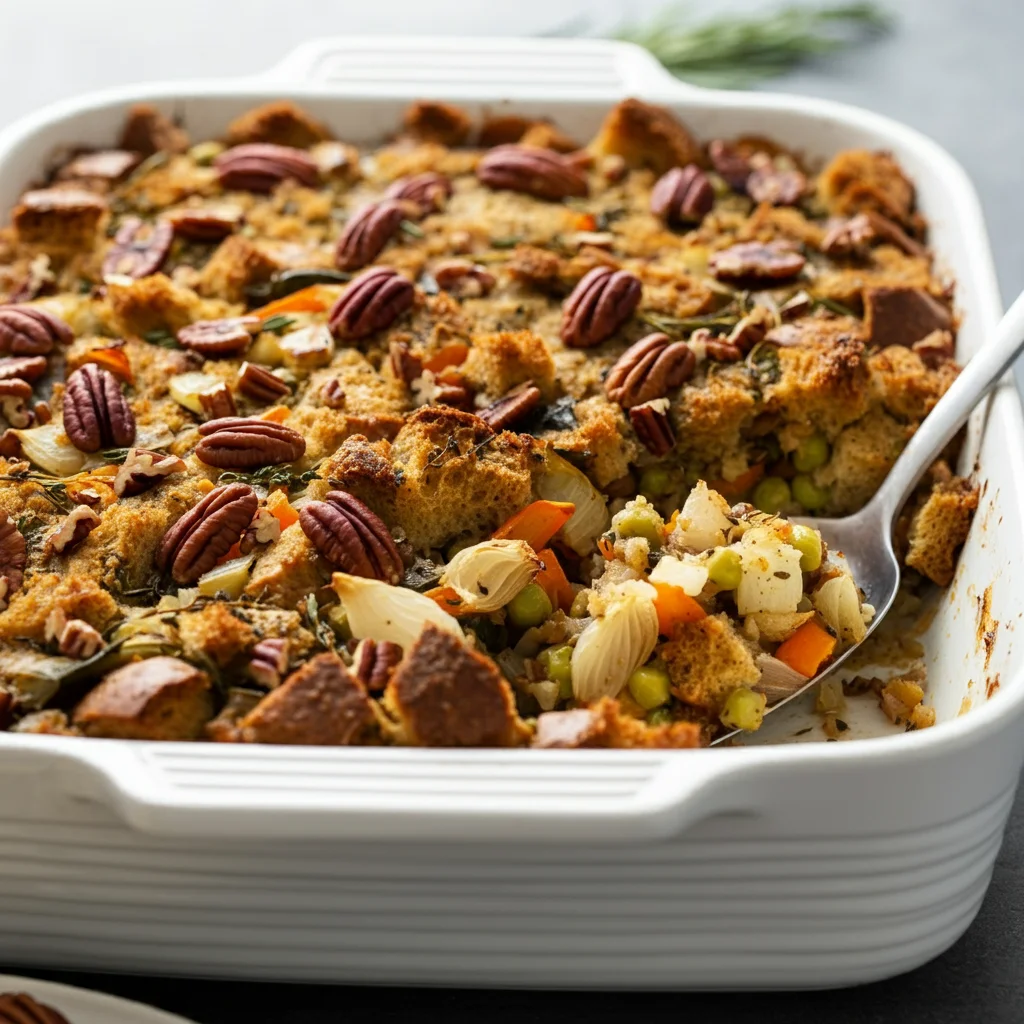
left=614, top=3, right=892, bottom=89
left=218, top=462, right=321, bottom=493
left=260, top=314, right=297, bottom=335
left=639, top=310, right=741, bottom=337
left=142, top=327, right=181, bottom=349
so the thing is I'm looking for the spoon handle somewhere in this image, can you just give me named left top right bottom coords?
left=873, top=287, right=1024, bottom=524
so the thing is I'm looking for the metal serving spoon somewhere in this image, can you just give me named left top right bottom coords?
left=713, top=289, right=1024, bottom=745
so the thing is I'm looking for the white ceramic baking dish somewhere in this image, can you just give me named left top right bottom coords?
left=0, top=36, right=1020, bottom=990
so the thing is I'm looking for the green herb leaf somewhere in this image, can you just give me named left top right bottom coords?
left=142, top=328, right=181, bottom=349
left=260, top=314, right=297, bottom=335
left=400, top=219, right=426, bottom=239
left=217, top=461, right=321, bottom=494
left=100, top=448, right=134, bottom=464
left=614, top=3, right=892, bottom=89
left=490, top=236, right=523, bottom=249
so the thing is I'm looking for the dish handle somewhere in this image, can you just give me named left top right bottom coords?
left=263, top=35, right=706, bottom=101
left=0, top=737, right=757, bottom=843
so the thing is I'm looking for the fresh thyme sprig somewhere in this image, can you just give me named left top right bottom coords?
left=614, top=3, right=892, bottom=89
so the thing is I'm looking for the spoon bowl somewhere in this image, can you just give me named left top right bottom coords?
left=712, top=287, right=1024, bottom=745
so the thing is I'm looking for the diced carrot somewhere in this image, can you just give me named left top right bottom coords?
left=84, top=346, right=134, bottom=384
left=652, top=582, right=706, bottom=636
left=597, top=536, right=615, bottom=561
left=217, top=541, right=243, bottom=566
left=708, top=463, right=765, bottom=500
left=422, top=342, right=469, bottom=373
left=260, top=405, right=291, bottom=424
left=493, top=499, right=575, bottom=551
left=535, top=547, right=574, bottom=612
left=425, top=585, right=475, bottom=617
left=266, top=489, right=299, bottom=530
left=574, top=212, right=598, bottom=232
left=775, top=620, right=837, bottom=678
left=251, top=285, right=327, bottom=319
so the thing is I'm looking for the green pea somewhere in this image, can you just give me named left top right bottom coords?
left=639, top=465, right=679, bottom=498
left=719, top=687, right=767, bottom=732
left=615, top=504, right=665, bottom=548
left=628, top=663, right=672, bottom=710
left=538, top=644, right=573, bottom=686
left=507, top=583, right=553, bottom=629
left=753, top=476, right=792, bottom=515
left=791, top=474, right=830, bottom=511
left=569, top=589, right=591, bottom=619
left=792, top=434, right=830, bottom=473
left=647, top=707, right=674, bottom=727
left=706, top=547, right=743, bottom=589
left=790, top=524, right=822, bottom=571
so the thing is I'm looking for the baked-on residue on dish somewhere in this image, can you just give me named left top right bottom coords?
left=0, top=98, right=977, bottom=746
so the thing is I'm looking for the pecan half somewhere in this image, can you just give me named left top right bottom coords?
left=237, top=362, right=291, bottom=403
left=195, top=416, right=306, bottom=469
left=240, top=507, right=281, bottom=553
left=650, top=165, right=714, bottom=225
left=113, top=447, right=187, bottom=497
left=385, top=172, right=453, bottom=214
left=58, top=149, right=141, bottom=183
left=299, top=489, right=403, bottom=583
left=605, top=333, right=695, bottom=409
left=214, top=143, right=320, bottom=192
left=476, top=145, right=588, bottom=201
left=102, top=216, right=173, bottom=279
left=389, top=339, right=423, bottom=384
left=166, top=205, right=243, bottom=241
left=433, top=259, right=496, bottom=298
left=327, top=267, right=415, bottom=340
left=157, top=482, right=258, bottom=584
left=709, top=241, right=806, bottom=282
left=478, top=382, right=542, bottom=430
left=0, top=992, right=71, bottom=1024
left=44, top=504, right=101, bottom=556
left=33, top=400, right=52, bottom=424
left=334, top=199, right=407, bottom=272
left=249, top=637, right=290, bottom=688
left=821, top=210, right=925, bottom=258
left=0, top=355, right=48, bottom=381
left=352, top=637, right=403, bottom=693
left=0, top=304, right=73, bottom=355
left=199, top=383, right=238, bottom=420
left=0, top=514, right=27, bottom=604
left=62, top=364, right=136, bottom=453
left=708, top=140, right=752, bottom=191
left=560, top=266, right=642, bottom=348
left=177, top=316, right=259, bottom=356
left=629, top=398, right=675, bottom=457
left=746, top=156, right=806, bottom=206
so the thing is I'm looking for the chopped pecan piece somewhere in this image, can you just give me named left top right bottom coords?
left=334, top=199, right=407, bottom=272
left=386, top=624, right=522, bottom=747
left=0, top=378, right=34, bottom=427
left=650, top=164, right=714, bottom=225
left=119, top=104, right=189, bottom=155
left=62, top=364, right=136, bottom=453
left=177, top=315, right=258, bottom=356
left=912, top=329, right=956, bottom=368
left=57, top=616, right=105, bottom=659
left=44, top=504, right=102, bottom=556
left=0, top=355, right=49, bottom=381
left=864, top=287, right=952, bottom=348
left=194, top=416, right=306, bottom=469
left=560, top=266, right=642, bottom=348
left=248, top=636, right=290, bottom=688
left=102, top=216, right=173, bottom=279
left=709, top=241, right=806, bottom=282
left=58, top=149, right=141, bottom=183
left=237, top=361, right=291, bottom=403
left=73, top=656, right=213, bottom=740
left=353, top=637, right=403, bottom=693
left=385, top=172, right=453, bottom=214
left=778, top=290, right=814, bottom=320
left=727, top=305, right=775, bottom=353
left=629, top=398, right=675, bottom=457
left=300, top=489, right=403, bottom=583
left=157, top=482, right=258, bottom=583
left=240, top=507, right=281, bottom=553
left=0, top=992, right=71, bottom=1024
left=708, top=140, right=752, bottom=191
left=199, top=383, right=238, bottom=421
left=746, top=155, right=807, bottom=206
left=327, top=267, right=415, bottom=340
left=214, top=143, right=320, bottom=193
left=114, top=447, right=187, bottom=497
left=0, top=304, right=72, bottom=355
left=478, top=382, right=542, bottom=430
left=238, top=652, right=376, bottom=745
left=402, top=100, right=472, bottom=146
left=320, top=377, right=346, bottom=409
left=697, top=325, right=743, bottom=362
left=0, top=514, right=27, bottom=606
left=166, top=205, right=243, bottom=241
left=32, top=399, right=51, bottom=424
left=432, top=259, right=496, bottom=298
left=13, top=188, right=107, bottom=249
left=389, top=339, right=423, bottom=383
left=821, top=210, right=926, bottom=258
left=605, top=332, right=695, bottom=409
left=477, top=145, right=588, bottom=201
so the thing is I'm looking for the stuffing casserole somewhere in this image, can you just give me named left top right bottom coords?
left=0, top=97, right=977, bottom=747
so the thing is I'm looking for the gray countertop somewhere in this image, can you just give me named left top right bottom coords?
left=1, top=0, right=1023, bottom=1018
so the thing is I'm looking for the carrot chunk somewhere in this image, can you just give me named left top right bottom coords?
left=535, top=547, right=574, bottom=612
left=492, top=500, right=575, bottom=551
left=707, top=463, right=764, bottom=499
left=652, top=582, right=706, bottom=636
left=775, top=620, right=837, bottom=677
left=251, top=285, right=328, bottom=318
left=422, top=342, right=469, bottom=373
